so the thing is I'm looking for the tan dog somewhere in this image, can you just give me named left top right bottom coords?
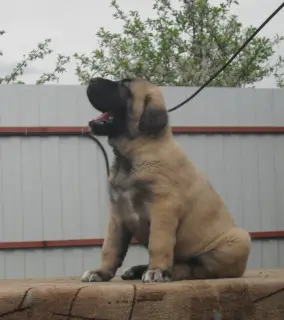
left=81, top=77, right=251, bottom=283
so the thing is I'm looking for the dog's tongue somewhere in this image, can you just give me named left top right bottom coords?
left=93, top=112, right=109, bottom=121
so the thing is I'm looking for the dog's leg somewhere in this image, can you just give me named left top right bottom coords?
left=81, top=207, right=132, bottom=282
left=172, top=227, right=251, bottom=281
left=142, top=202, right=179, bottom=283
left=121, top=264, right=148, bottom=280
left=194, top=227, right=251, bottom=279
left=171, top=261, right=214, bottom=281
left=171, top=263, right=193, bottom=281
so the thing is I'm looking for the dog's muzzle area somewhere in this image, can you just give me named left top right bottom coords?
left=87, top=78, right=116, bottom=135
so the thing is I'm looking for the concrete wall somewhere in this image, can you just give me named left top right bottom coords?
left=0, top=84, right=283, bottom=279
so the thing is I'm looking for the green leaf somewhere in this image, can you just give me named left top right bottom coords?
left=73, top=0, right=284, bottom=87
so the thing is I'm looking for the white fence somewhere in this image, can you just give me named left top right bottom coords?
left=0, top=84, right=283, bottom=279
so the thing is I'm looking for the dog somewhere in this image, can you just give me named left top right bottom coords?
left=81, top=77, right=251, bottom=283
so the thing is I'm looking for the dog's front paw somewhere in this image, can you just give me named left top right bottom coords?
left=81, top=269, right=113, bottom=282
left=142, top=268, right=172, bottom=283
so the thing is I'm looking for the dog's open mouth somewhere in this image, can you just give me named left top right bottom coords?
left=88, top=112, right=115, bottom=136
left=90, top=112, right=114, bottom=124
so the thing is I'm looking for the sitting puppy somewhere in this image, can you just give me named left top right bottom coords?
left=81, top=77, right=251, bottom=283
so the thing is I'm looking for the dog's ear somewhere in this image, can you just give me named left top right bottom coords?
left=138, top=95, right=168, bottom=135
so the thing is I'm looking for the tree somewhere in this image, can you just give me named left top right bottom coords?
left=74, top=0, right=284, bottom=87
left=0, top=30, right=70, bottom=85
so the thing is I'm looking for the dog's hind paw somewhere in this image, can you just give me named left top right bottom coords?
left=121, top=267, right=137, bottom=280
left=121, top=265, right=148, bottom=280
left=142, top=268, right=172, bottom=283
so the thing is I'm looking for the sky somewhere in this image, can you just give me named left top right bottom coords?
left=0, top=0, right=284, bottom=87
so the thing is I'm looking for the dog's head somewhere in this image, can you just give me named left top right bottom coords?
left=87, top=77, right=169, bottom=139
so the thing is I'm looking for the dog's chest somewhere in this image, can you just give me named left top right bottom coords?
left=109, top=170, right=150, bottom=230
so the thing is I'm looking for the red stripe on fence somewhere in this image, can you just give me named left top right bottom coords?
left=0, top=231, right=283, bottom=250
left=0, top=126, right=284, bottom=135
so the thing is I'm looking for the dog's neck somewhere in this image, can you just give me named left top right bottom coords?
left=109, top=126, right=174, bottom=167
left=112, top=148, right=133, bottom=173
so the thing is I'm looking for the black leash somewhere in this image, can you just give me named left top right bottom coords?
left=90, top=2, right=284, bottom=175
left=88, top=134, right=110, bottom=176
